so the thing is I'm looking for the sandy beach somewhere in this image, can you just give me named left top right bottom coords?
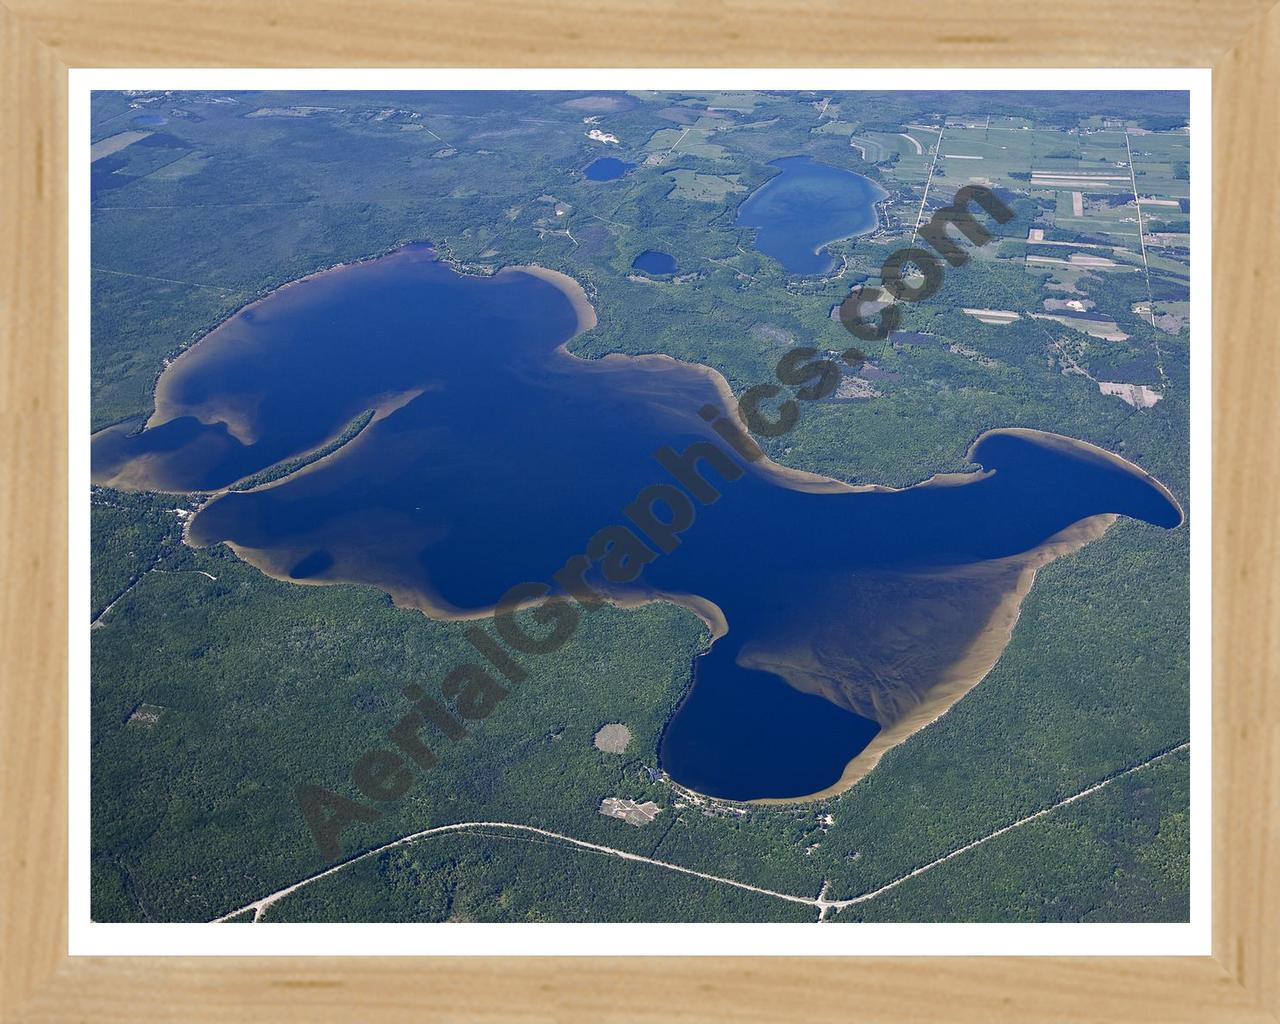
left=748, top=512, right=1120, bottom=805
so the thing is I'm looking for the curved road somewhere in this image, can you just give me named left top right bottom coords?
left=214, top=741, right=1189, bottom=923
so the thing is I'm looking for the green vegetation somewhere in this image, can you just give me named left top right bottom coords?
left=268, top=833, right=812, bottom=923
left=90, top=489, right=194, bottom=620
left=663, top=168, right=746, bottom=202
left=90, top=89, right=1192, bottom=924
left=229, top=409, right=375, bottom=491
left=91, top=549, right=713, bottom=921
left=847, top=752, right=1190, bottom=922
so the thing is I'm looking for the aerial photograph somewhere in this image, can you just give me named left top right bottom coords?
left=88, top=88, right=1192, bottom=925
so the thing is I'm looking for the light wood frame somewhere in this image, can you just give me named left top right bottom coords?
left=2, top=2, right=1276, bottom=1019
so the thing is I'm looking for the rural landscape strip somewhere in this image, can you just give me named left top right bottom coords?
left=909, top=123, right=945, bottom=244
left=215, top=741, right=1189, bottom=924
left=1123, top=130, right=1158, bottom=330
left=91, top=265, right=243, bottom=294
left=1123, top=129, right=1169, bottom=386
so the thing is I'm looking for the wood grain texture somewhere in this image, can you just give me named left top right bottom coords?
left=9, top=957, right=1276, bottom=1024
left=1212, top=3, right=1280, bottom=1012
left=0, top=4, right=68, bottom=1021
left=2, top=0, right=1278, bottom=66
left=0, top=0, right=1276, bottom=1019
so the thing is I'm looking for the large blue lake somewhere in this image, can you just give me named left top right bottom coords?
left=736, top=155, right=887, bottom=275
left=92, top=246, right=1181, bottom=800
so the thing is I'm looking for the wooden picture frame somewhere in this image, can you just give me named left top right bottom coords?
left=2, top=2, right=1275, bottom=1019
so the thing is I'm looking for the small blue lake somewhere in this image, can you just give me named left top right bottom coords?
left=131, top=112, right=169, bottom=128
left=735, top=155, right=887, bottom=275
left=583, top=157, right=635, bottom=181
left=631, top=250, right=677, bottom=275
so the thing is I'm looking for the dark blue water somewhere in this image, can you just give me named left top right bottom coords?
left=131, top=113, right=168, bottom=127
left=583, top=157, right=635, bottom=181
left=631, top=250, right=678, bottom=275
left=736, top=155, right=887, bottom=275
left=92, top=245, right=1181, bottom=800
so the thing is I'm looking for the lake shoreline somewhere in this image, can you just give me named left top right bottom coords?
left=745, top=512, right=1121, bottom=807
left=735, top=155, right=890, bottom=276
left=99, top=243, right=1182, bottom=807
